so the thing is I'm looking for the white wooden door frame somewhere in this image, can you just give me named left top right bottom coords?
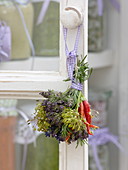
left=0, top=0, right=88, bottom=170
left=119, top=1, right=128, bottom=170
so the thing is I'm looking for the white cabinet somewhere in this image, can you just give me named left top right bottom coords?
left=0, top=0, right=88, bottom=170
left=89, top=1, right=128, bottom=170
left=0, top=0, right=127, bottom=170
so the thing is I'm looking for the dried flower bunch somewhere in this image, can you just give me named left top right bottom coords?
left=29, top=56, right=98, bottom=146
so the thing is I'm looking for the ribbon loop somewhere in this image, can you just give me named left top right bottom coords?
left=63, top=25, right=83, bottom=91
left=68, top=50, right=77, bottom=57
left=66, top=49, right=77, bottom=80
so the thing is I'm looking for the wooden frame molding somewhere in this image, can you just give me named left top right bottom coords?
left=0, top=71, right=68, bottom=99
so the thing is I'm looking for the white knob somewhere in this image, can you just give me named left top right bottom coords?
left=60, top=6, right=83, bottom=29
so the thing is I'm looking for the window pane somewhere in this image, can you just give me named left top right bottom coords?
left=33, top=1, right=59, bottom=57
left=0, top=1, right=59, bottom=71
left=0, top=99, right=59, bottom=170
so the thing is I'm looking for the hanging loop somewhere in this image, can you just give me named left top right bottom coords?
left=63, top=25, right=83, bottom=91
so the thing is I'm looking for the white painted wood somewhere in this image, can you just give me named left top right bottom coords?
left=89, top=50, right=113, bottom=69
left=83, top=0, right=88, bottom=169
left=0, top=50, right=113, bottom=72
left=0, top=71, right=69, bottom=99
left=67, top=143, right=85, bottom=170
left=60, top=0, right=88, bottom=170
left=0, top=57, right=59, bottom=71
left=119, top=0, right=128, bottom=170
left=59, top=143, right=67, bottom=170
left=88, top=1, right=126, bottom=169
left=88, top=2, right=120, bottom=168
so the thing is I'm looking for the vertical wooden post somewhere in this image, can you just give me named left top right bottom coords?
left=59, top=0, right=88, bottom=170
left=119, top=1, right=128, bottom=170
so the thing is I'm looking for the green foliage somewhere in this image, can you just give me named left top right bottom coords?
left=76, top=55, right=93, bottom=83
left=33, top=103, right=50, bottom=132
left=62, top=108, right=86, bottom=131
left=64, top=55, right=93, bottom=84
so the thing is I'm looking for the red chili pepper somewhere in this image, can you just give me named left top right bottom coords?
left=83, top=100, right=91, bottom=124
left=85, top=121, right=99, bottom=129
left=78, top=102, right=85, bottom=117
left=86, top=125, right=93, bottom=135
left=65, top=135, right=70, bottom=142
left=83, top=100, right=91, bottom=113
left=65, top=132, right=71, bottom=143
left=78, top=100, right=98, bottom=135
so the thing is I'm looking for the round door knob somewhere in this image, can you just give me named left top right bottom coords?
left=60, top=6, right=83, bottom=29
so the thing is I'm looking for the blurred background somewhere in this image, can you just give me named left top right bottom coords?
left=0, top=0, right=127, bottom=170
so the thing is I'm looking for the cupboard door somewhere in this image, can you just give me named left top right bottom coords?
left=0, top=0, right=88, bottom=169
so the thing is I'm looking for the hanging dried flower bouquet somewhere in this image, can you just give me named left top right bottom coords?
left=29, top=56, right=98, bottom=146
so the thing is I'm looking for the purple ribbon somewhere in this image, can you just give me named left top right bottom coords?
left=15, top=4, right=35, bottom=57
left=71, top=82, right=83, bottom=91
left=97, top=0, right=104, bottom=16
left=63, top=26, right=83, bottom=91
left=0, top=0, right=35, bottom=63
left=0, top=22, right=11, bottom=62
left=36, top=0, right=60, bottom=25
left=0, top=50, right=9, bottom=61
left=97, top=0, right=120, bottom=16
left=36, top=0, right=51, bottom=25
left=109, top=0, right=120, bottom=12
left=89, top=127, right=124, bottom=170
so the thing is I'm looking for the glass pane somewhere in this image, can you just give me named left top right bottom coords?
left=33, top=1, right=59, bottom=57
left=88, top=0, right=103, bottom=52
left=0, top=1, right=59, bottom=71
left=0, top=99, right=59, bottom=170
